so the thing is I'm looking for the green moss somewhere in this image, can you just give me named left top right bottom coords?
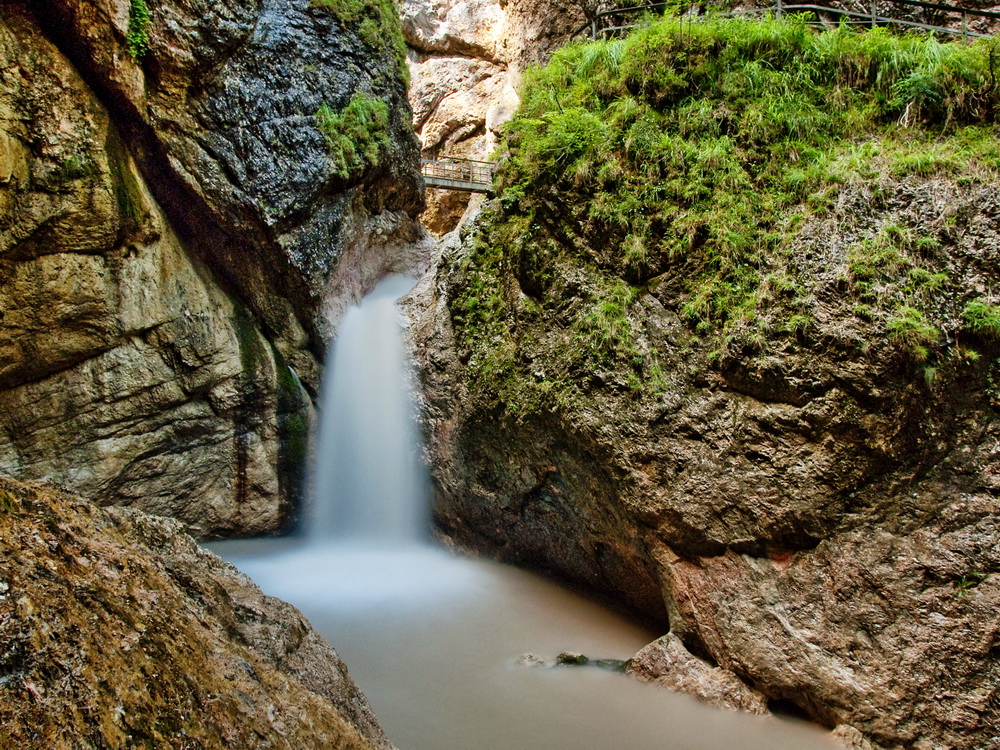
left=272, top=346, right=310, bottom=530
left=106, top=127, right=147, bottom=239
left=274, top=352, right=310, bottom=474
left=127, top=0, right=151, bottom=60
left=316, top=93, right=390, bottom=179
left=56, top=154, right=95, bottom=182
left=452, top=15, right=1000, bottom=416
left=0, top=490, right=16, bottom=513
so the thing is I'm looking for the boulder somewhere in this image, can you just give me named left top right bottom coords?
left=0, top=475, right=396, bottom=749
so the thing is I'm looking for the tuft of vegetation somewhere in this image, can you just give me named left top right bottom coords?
left=887, top=306, right=940, bottom=361
left=962, top=299, right=1000, bottom=339
left=316, top=93, right=390, bottom=179
left=451, top=14, right=1000, bottom=415
left=127, top=0, right=151, bottom=60
left=312, top=0, right=408, bottom=77
left=953, top=569, right=988, bottom=597
left=0, top=489, right=16, bottom=513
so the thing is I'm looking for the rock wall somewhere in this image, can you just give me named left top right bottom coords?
left=0, top=475, right=395, bottom=749
left=409, top=178, right=1000, bottom=748
left=0, top=0, right=426, bottom=536
left=402, top=0, right=584, bottom=233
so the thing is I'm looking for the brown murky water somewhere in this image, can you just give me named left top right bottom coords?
left=211, top=540, right=838, bottom=750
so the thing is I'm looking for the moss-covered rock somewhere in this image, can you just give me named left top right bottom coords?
left=410, top=16, right=1000, bottom=748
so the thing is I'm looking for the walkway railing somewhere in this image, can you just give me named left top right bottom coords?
left=572, top=0, right=1000, bottom=40
left=421, top=158, right=494, bottom=193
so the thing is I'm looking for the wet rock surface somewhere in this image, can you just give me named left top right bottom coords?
left=0, top=0, right=426, bottom=534
left=627, top=634, right=769, bottom=715
left=0, top=475, right=395, bottom=749
left=38, top=0, right=424, bottom=357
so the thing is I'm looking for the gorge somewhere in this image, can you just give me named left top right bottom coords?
left=2, top=0, right=1000, bottom=748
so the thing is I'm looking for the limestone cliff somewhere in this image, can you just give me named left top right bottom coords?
left=402, top=0, right=584, bottom=233
left=0, top=0, right=426, bottom=536
left=0, top=475, right=395, bottom=749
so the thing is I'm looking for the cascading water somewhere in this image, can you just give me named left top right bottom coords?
left=309, top=275, right=427, bottom=544
left=210, top=278, right=838, bottom=750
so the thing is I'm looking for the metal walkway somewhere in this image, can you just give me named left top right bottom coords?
left=572, top=0, right=1000, bottom=40
left=421, top=158, right=494, bottom=193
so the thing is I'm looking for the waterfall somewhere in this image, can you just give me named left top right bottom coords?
left=211, top=277, right=835, bottom=750
left=309, top=274, right=428, bottom=545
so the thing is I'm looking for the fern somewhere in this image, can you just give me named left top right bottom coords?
left=316, top=93, right=390, bottom=179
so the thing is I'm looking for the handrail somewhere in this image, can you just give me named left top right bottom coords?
left=782, top=4, right=992, bottom=37
left=571, top=0, right=999, bottom=39
left=869, top=0, right=1000, bottom=21
left=421, top=157, right=494, bottom=193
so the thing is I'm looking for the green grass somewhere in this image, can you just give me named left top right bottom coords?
left=962, top=299, right=1000, bottom=339
left=451, top=14, right=1000, bottom=414
left=316, top=93, right=390, bottom=179
left=887, top=306, right=940, bottom=361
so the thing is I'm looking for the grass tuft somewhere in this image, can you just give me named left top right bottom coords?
left=316, top=93, right=390, bottom=179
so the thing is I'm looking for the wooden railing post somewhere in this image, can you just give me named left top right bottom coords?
left=776, top=0, right=782, bottom=19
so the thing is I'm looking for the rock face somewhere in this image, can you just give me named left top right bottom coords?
left=402, top=0, right=584, bottom=233
left=409, top=177, right=1000, bottom=748
left=0, top=0, right=426, bottom=535
left=626, top=633, right=768, bottom=715
left=0, top=475, right=395, bottom=749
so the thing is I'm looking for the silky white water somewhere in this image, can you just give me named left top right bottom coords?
left=210, top=277, right=837, bottom=750
left=309, top=274, right=428, bottom=543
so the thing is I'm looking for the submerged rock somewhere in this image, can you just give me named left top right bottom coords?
left=516, top=650, right=628, bottom=672
left=0, top=475, right=395, bottom=749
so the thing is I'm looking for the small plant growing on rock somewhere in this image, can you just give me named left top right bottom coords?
left=311, top=0, right=408, bottom=73
left=887, top=306, right=940, bottom=362
left=962, top=299, right=1000, bottom=339
left=953, top=570, right=987, bottom=597
left=127, top=0, right=151, bottom=59
left=315, top=93, right=390, bottom=179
